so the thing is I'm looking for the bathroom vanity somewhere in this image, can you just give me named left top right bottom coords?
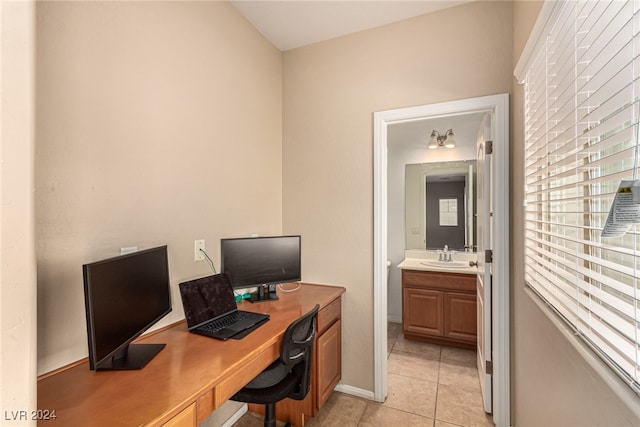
left=398, top=253, right=477, bottom=349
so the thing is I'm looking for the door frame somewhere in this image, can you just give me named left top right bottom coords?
left=373, top=93, right=510, bottom=426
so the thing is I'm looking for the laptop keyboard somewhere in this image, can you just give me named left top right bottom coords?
left=200, top=311, right=257, bottom=334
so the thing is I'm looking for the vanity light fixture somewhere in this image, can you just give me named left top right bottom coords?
left=428, top=129, right=456, bottom=149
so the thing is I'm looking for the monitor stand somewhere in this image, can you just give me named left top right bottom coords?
left=250, top=284, right=279, bottom=302
left=96, top=343, right=166, bottom=370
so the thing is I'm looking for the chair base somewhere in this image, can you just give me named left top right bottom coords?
left=262, top=402, right=293, bottom=427
left=264, top=403, right=276, bottom=427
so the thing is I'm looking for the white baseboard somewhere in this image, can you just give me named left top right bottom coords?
left=387, top=316, right=402, bottom=324
left=334, top=383, right=375, bottom=401
left=219, top=403, right=248, bottom=427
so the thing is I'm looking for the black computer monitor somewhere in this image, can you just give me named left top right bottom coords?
left=82, top=245, right=172, bottom=370
left=220, top=235, right=301, bottom=301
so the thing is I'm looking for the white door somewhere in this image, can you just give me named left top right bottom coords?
left=476, top=113, right=493, bottom=414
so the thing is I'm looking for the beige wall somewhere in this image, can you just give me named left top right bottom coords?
left=282, top=1, right=513, bottom=392
left=2, top=0, right=37, bottom=422
left=35, top=1, right=282, bottom=374
left=512, top=2, right=640, bottom=425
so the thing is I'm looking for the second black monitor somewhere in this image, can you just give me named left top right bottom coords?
left=220, top=235, right=301, bottom=301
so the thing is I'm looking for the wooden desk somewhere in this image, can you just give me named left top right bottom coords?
left=37, top=283, right=345, bottom=427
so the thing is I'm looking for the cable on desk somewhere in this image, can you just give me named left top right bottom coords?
left=278, top=282, right=302, bottom=293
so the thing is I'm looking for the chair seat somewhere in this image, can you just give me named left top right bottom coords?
left=232, top=365, right=300, bottom=405
left=242, top=359, right=291, bottom=389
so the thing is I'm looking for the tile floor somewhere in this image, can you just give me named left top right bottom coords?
left=232, top=322, right=493, bottom=427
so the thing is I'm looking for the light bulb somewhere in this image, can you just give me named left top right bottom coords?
left=428, top=131, right=439, bottom=149
left=444, top=130, right=456, bottom=148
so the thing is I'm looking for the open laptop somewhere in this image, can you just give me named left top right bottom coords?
left=178, top=273, right=269, bottom=340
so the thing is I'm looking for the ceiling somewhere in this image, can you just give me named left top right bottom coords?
left=229, top=1, right=472, bottom=51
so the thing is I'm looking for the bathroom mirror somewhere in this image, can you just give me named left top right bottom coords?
left=405, top=160, right=476, bottom=251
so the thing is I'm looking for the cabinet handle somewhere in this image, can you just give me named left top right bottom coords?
left=469, top=261, right=478, bottom=267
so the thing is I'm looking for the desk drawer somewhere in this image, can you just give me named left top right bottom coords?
left=317, top=297, right=341, bottom=335
left=163, top=403, right=196, bottom=427
left=197, top=343, right=279, bottom=424
left=215, top=344, right=279, bottom=406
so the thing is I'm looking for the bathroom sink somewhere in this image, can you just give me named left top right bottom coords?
left=420, top=260, right=471, bottom=269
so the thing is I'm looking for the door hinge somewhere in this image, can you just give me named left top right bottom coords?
left=485, top=140, right=494, bottom=155
left=486, top=360, right=493, bottom=375
left=485, top=249, right=493, bottom=264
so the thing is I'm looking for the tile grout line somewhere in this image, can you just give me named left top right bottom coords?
left=433, top=347, right=443, bottom=427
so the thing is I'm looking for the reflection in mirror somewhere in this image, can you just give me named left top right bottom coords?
left=405, top=160, right=476, bottom=251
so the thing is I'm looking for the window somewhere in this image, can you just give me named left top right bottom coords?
left=439, top=198, right=458, bottom=226
left=517, top=0, right=640, bottom=393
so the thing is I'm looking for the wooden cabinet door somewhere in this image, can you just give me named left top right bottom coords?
left=443, top=292, right=477, bottom=343
left=403, top=287, right=443, bottom=336
left=316, top=319, right=341, bottom=409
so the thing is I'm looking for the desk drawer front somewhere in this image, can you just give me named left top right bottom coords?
left=197, top=343, right=279, bottom=423
left=317, top=297, right=341, bottom=335
left=197, top=343, right=280, bottom=424
left=163, top=403, right=196, bottom=427
left=215, top=344, right=279, bottom=406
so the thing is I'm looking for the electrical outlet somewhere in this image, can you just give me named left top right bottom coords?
left=194, top=240, right=205, bottom=261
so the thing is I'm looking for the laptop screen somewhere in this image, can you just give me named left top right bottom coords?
left=179, top=273, right=237, bottom=329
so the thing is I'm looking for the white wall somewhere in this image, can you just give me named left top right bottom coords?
left=1, top=0, right=37, bottom=424
left=35, top=1, right=283, bottom=374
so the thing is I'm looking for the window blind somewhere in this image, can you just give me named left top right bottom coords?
left=522, top=0, right=640, bottom=392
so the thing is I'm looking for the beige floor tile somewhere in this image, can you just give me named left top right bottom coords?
left=359, top=403, right=434, bottom=427
left=384, top=373, right=437, bottom=418
left=439, top=360, right=481, bottom=392
left=441, top=346, right=476, bottom=367
left=387, top=322, right=402, bottom=356
left=388, top=346, right=440, bottom=379
left=436, top=383, right=493, bottom=427
left=388, top=321, right=403, bottom=338
left=392, top=336, right=442, bottom=359
left=305, top=392, right=367, bottom=427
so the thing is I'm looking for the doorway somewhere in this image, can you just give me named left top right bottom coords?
left=373, top=94, right=510, bottom=427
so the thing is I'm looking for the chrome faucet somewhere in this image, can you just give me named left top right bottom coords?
left=439, top=245, right=453, bottom=262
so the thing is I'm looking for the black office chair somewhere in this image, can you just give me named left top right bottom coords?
left=232, top=304, right=320, bottom=427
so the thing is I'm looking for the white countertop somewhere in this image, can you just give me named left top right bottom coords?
left=397, top=250, right=477, bottom=274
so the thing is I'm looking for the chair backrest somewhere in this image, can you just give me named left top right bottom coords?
left=280, top=304, right=319, bottom=400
